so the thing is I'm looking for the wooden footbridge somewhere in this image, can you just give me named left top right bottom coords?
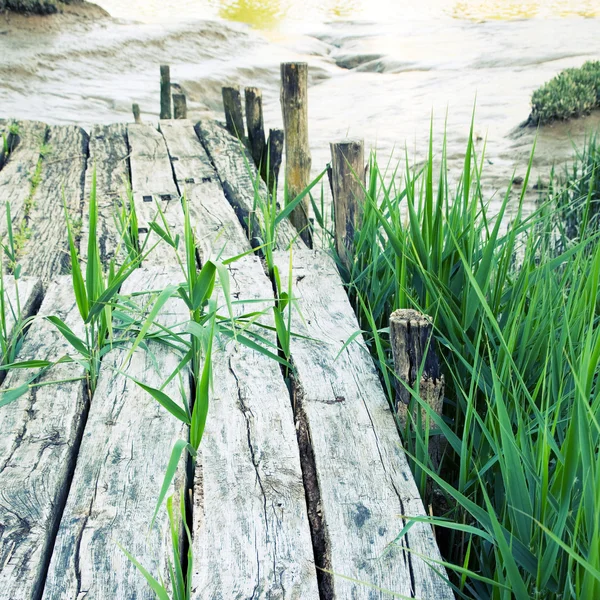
left=0, top=113, right=453, bottom=598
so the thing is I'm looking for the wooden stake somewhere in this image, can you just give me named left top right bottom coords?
left=173, top=94, right=187, bottom=119
left=132, top=103, right=142, bottom=124
left=389, top=309, right=445, bottom=466
left=330, top=139, right=364, bottom=270
left=280, top=62, right=312, bottom=246
left=160, top=65, right=172, bottom=120
left=222, top=86, right=246, bottom=143
left=244, top=87, right=266, bottom=170
left=266, top=128, right=283, bottom=192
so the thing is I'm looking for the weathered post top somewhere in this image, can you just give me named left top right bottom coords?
left=132, top=103, right=142, bottom=124
left=267, top=128, right=284, bottom=193
left=222, top=86, right=246, bottom=143
left=173, top=93, right=187, bottom=120
left=244, top=87, right=266, bottom=170
left=160, top=65, right=172, bottom=120
left=280, top=62, right=312, bottom=247
left=330, top=139, right=365, bottom=271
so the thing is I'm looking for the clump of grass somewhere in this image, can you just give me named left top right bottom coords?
left=529, top=61, right=600, bottom=125
left=548, top=134, right=600, bottom=240
left=315, top=120, right=600, bottom=598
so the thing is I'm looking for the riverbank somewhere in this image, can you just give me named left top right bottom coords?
left=0, top=0, right=107, bottom=18
left=1, top=1, right=599, bottom=219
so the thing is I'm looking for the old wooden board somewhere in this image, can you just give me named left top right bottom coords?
left=194, top=119, right=302, bottom=251
left=19, top=125, right=89, bottom=281
left=274, top=247, right=453, bottom=599
left=127, top=123, right=182, bottom=266
left=160, top=119, right=249, bottom=261
left=0, top=275, right=44, bottom=385
left=192, top=255, right=319, bottom=599
left=80, top=124, right=130, bottom=266
left=43, top=268, right=191, bottom=599
left=0, top=120, right=47, bottom=248
left=0, top=277, right=88, bottom=600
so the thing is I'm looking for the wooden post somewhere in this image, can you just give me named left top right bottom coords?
left=132, top=103, right=142, bottom=124
left=160, top=65, right=172, bottom=120
left=280, top=62, right=312, bottom=246
left=173, top=94, right=187, bottom=119
left=330, top=139, right=364, bottom=270
left=244, top=87, right=266, bottom=170
left=389, top=309, right=445, bottom=466
left=266, top=128, right=284, bottom=192
left=222, top=86, right=246, bottom=143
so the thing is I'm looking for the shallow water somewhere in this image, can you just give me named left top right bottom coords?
left=1, top=0, right=600, bottom=215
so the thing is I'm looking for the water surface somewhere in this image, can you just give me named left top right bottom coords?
left=1, top=0, right=599, bottom=215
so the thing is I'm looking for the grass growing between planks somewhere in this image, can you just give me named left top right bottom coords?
left=311, top=124, right=600, bottom=599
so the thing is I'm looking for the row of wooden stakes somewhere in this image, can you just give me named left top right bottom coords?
left=135, top=62, right=446, bottom=473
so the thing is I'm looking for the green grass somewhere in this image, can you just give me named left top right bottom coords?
left=312, top=122, right=600, bottom=598
left=529, top=61, right=600, bottom=125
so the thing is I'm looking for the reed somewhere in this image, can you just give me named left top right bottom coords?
left=313, top=121, right=600, bottom=599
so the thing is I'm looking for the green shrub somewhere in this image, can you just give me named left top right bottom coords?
left=529, top=61, right=600, bottom=125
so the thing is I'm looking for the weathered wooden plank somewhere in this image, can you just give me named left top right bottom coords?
left=195, top=119, right=302, bottom=251
left=0, top=120, right=47, bottom=247
left=80, top=123, right=130, bottom=266
left=19, top=125, right=89, bottom=281
left=0, top=277, right=88, bottom=600
left=43, top=268, right=190, bottom=599
left=160, top=119, right=249, bottom=261
left=192, top=255, right=319, bottom=599
left=0, top=275, right=44, bottom=384
left=127, top=123, right=182, bottom=266
left=274, top=247, right=453, bottom=599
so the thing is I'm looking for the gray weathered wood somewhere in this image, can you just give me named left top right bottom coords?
left=43, top=268, right=190, bottom=600
left=0, top=275, right=44, bottom=385
left=274, top=247, right=453, bottom=599
left=330, top=140, right=364, bottom=270
left=0, top=120, right=47, bottom=249
left=160, top=119, right=249, bottom=261
left=281, top=62, right=312, bottom=246
left=160, top=65, right=172, bottom=120
left=267, top=127, right=284, bottom=191
left=132, top=103, right=142, bottom=124
left=244, top=87, right=266, bottom=169
left=0, top=277, right=88, bottom=600
left=192, top=255, right=319, bottom=599
left=390, top=309, right=445, bottom=466
left=80, top=123, right=130, bottom=266
left=194, top=119, right=302, bottom=251
left=222, top=86, right=246, bottom=143
left=127, top=123, right=182, bottom=265
left=19, top=125, right=89, bottom=281
left=173, top=93, right=187, bottom=120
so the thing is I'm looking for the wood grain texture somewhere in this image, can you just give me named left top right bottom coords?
left=0, top=120, right=47, bottom=245
left=160, top=119, right=249, bottom=261
left=0, top=277, right=88, bottom=600
left=194, top=119, right=302, bottom=251
left=280, top=63, right=312, bottom=246
left=330, top=140, right=364, bottom=270
left=127, top=123, right=182, bottom=266
left=80, top=123, right=130, bottom=266
left=192, top=255, right=319, bottom=599
left=43, top=268, right=190, bottom=600
left=274, top=247, right=453, bottom=599
left=19, top=125, right=89, bottom=281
